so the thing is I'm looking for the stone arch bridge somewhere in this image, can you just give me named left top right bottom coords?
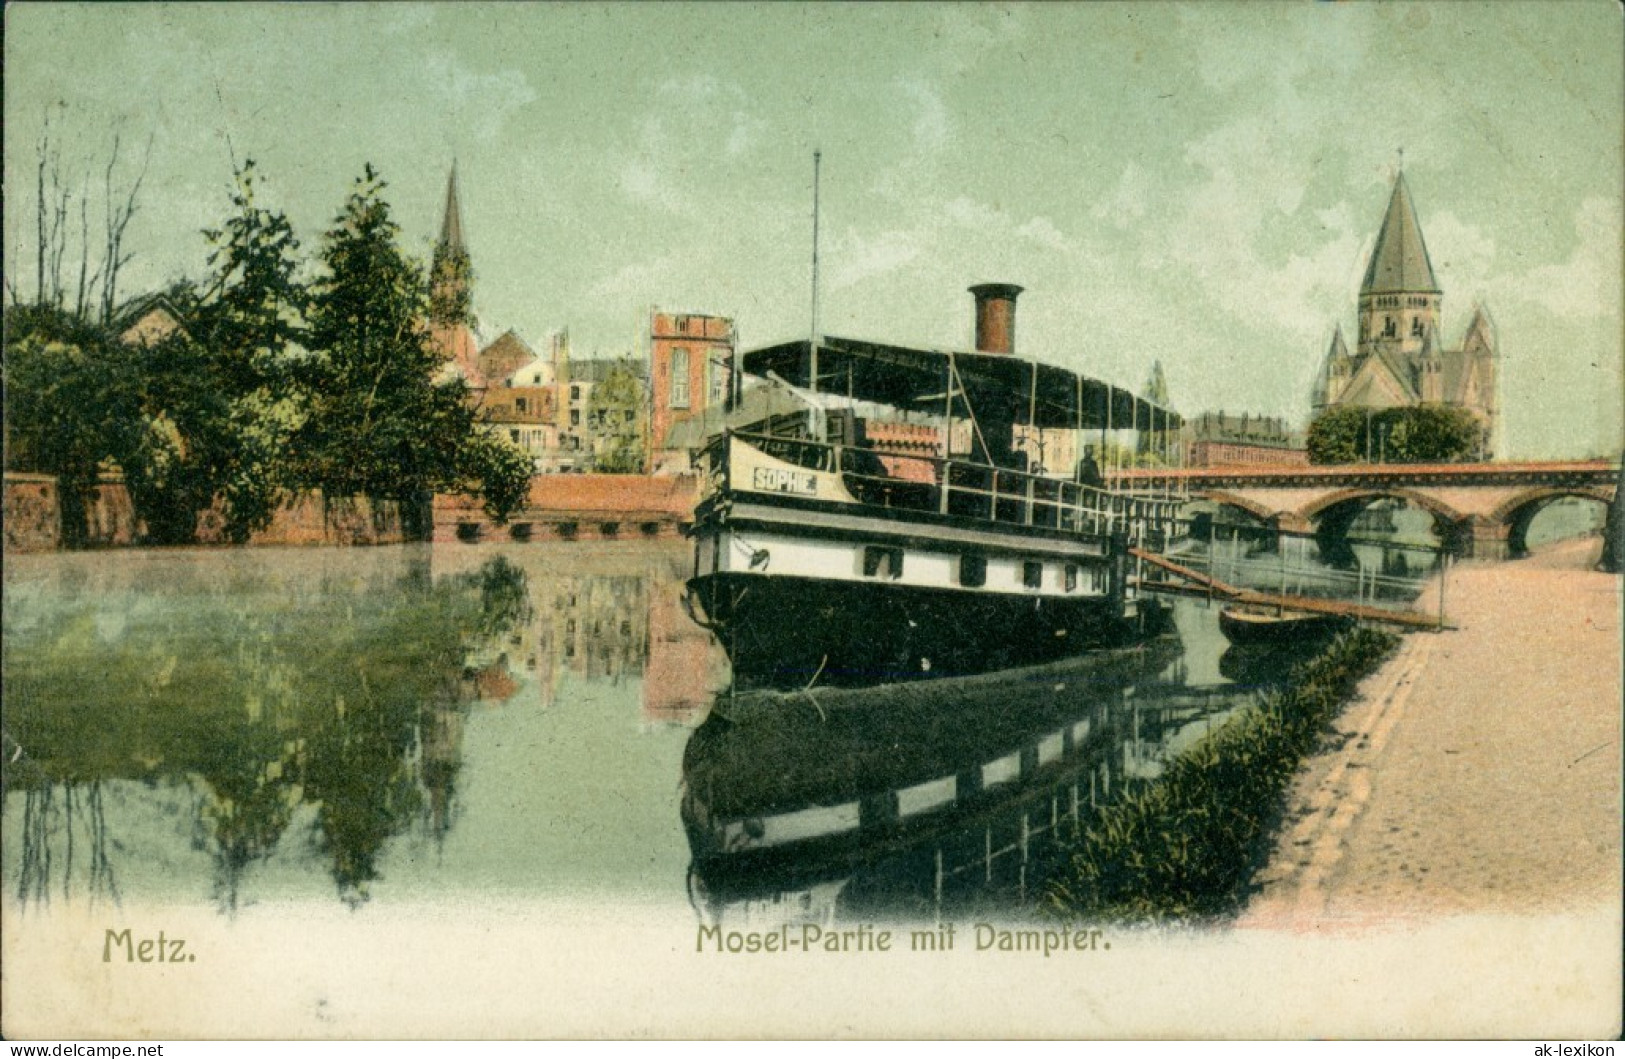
left=1108, top=460, right=1619, bottom=559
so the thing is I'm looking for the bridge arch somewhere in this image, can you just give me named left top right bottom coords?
left=1299, top=488, right=1467, bottom=563
left=1490, top=486, right=1614, bottom=558
left=1298, top=487, right=1468, bottom=527
left=1200, top=490, right=1278, bottom=525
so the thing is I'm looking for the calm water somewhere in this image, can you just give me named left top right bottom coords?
left=1177, top=495, right=1607, bottom=608
left=5, top=515, right=1553, bottom=926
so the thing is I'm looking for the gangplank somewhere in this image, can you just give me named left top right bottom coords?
left=1128, top=547, right=1451, bottom=631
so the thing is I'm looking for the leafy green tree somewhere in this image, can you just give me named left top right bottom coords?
left=586, top=359, right=648, bottom=473
left=2, top=303, right=140, bottom=546
left=1306, top=406, right=1367, bottom=464
left=1389, top=405, right=1481, bottom=463
left=114, top=164, right=313, bottom=545
left=298, top=166, right=529, bottom=532
left=190, top=164, right=311, bottom=540
left=1308, top=405, right=1482, bottom=465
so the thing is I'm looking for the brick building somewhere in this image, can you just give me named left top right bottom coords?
left=647, top=310, right=734, bottom=472
left=1183, top=412, right=1308, bottom=469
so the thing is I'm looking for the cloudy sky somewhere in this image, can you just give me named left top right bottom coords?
left=6, top=2, right=1621, bottom=457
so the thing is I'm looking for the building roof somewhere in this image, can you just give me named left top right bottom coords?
left=478, top=329, right=536, bottom=385
left=743, top=335, right=1181, bottom=431
left=1361, top=172, right=1440, bottom=295
left=1185, top=411, right=1302, bottom=446
left=569, top=358, right=643, bottom=385
left=1338, top=343, right=1420, bottom=408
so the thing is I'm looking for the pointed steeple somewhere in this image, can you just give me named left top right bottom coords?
left=1313, top=325, right=1350, bottom=411
left=1327, top=323, right=1349, bottom=363
left=439, top=162, right=465, bottom=251
left=1361, top=170, right=1439, bottom=295
left=428, top=162, right=478, bottom=375
left=1461, top=303, right=1496, bottom=354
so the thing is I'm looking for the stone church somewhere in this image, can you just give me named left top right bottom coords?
left=1312, top=170, right=1499, bottom=458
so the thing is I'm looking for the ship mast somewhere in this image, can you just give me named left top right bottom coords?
left=809, top=149, right=822, bottom=397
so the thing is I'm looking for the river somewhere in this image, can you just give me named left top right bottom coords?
left=1, top=500, right=1603, bottom=928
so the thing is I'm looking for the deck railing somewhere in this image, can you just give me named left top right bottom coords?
left=705, top=430, right=1186, bottom=544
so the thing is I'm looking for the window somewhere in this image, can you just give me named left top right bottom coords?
left=570, top=409, right=580, bottom=426
left=1411, top=317, right=1424, bottom=338
left=862, top=545, right=903, bottom=580
left=1064, top=564, right=1079, bottom=592
left=1383, top=317, right=1396, bottom=338
left=707, top=355, right=728, bottom=406
left=570, top=384, right=581, bottom=401
left=959, top=554, right=987, bottom=588
left=1022, top=562, right=1043, bottom=590
left=670, top=347, right=691, bottom=409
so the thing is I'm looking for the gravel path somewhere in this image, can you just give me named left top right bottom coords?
left=1241, top=536, right=1621, bottom=929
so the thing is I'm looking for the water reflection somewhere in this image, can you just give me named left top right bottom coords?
left=680, top=611, right=1323, bottom=929
left=4, top=552, right=532, bottom=910
left=3, top=544, right=724, bottom=914
left=6, top=539, right=1347, bottom=923
left=1180, top=512, right=1441, bottom=609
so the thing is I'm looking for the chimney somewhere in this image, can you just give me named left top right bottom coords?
left=969, top=283, right=1023, bottom=355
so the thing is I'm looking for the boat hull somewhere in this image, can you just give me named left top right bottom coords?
left=1217, top=606, right=1349, bottom=646
left=687, top=570, right=1159, bottom=687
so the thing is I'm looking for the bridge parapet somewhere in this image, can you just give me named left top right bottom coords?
left=1139, top=460, right=1617, bottom=560
left=1111, top=459, right=1619, bottom=492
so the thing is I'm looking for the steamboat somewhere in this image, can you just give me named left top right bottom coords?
left=684, top=284, right=1186, bottom=687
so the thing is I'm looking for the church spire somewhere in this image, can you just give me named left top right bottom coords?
left=439, top=162, right=465, bottom=252
left=429, top=162, right=476, bottom=341
left=1361, top=169, right=1439, bottom=295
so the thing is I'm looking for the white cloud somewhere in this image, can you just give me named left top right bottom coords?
left=1092, top=163, right=1149, bottom=229
left=942, top=196, right=1001, bottom=231
left=422, top=52, right=536, bottom=143
left=1016, top=216, right=1071, bottom=255
left=898, top=79, right=950, bottom=153
left=925, top=5, right=1030, bottom=77
left=828, top=229, right=924, bottom=292
left=1513, top=197, right=1622, bottom=320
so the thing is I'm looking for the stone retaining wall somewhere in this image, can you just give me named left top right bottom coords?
left=433, top=473, right=700, bottom=544
left=3, top=473, right=406, bottom=552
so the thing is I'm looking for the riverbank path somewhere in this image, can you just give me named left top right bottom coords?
left=1240, top=535, right=1621, bottom=928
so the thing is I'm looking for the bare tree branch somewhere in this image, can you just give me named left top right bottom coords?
left=99, top=126, right=157, bottom=325
left=35, top=114, right=48, bottom=306
left=75, top=167, right=92, bottom=319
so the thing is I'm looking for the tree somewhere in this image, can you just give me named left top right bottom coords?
left=8, top=108, right=154, bottom=325
left=586, top=359, right=649, bottom=473
left=298, top=166, right=529, bottom=531
left=1306, top=406, right=1367, bottom=464
left=190, top=162, right=311, bottom=540
left=2, top=303, right=141, bottom=546
left=1308, top=405, right=1482, bottom=465
left=112, top=164, right=313, bottom=545
left=1391, top=405, right=1481, bottom=463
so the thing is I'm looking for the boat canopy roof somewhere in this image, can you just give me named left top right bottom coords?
left=742, top=336, right=1181, bottom=431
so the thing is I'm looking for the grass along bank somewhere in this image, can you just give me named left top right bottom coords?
left=1038, top=626, right=1401, bottom=924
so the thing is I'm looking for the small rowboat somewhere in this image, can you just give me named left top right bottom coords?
left=1218, top=604, right=1350, bottom=646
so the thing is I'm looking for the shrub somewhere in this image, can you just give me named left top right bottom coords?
left=1040, top=627, right=1400, bottom=923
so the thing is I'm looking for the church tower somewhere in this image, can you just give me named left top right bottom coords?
left=1357, top=169, right=1440, bottom=363
left=1312, top=164, right=1500, bottom=460
left=427, top=164, right=483, bottom=388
